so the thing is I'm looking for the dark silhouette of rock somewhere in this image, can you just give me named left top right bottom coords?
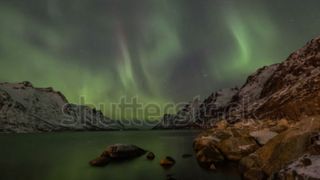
left=146, top=152, right=155, bottom=160
left=89, top=156, right=111, bottom=167
left=90, top=144, right=146, bottom=167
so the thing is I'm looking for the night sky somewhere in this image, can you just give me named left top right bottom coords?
left=0, top=0, right=320, bottom=119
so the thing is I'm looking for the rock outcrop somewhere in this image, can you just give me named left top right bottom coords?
left=194, top=116, right=320, bottom=179
left=0, top=82, right=123, bottom=133
left=194, top=122, right=260, bottom=169
left=156, top=35, right=320, bottom=128
left=240, top=117, right=320, bottom=178
left=194, top=36, right=320, bottom=180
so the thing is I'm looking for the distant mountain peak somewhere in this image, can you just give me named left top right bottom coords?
left=0, top=82, right=122, bottom=133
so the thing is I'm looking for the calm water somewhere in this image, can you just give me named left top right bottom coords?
left=0, top=130, right=240, bottom=180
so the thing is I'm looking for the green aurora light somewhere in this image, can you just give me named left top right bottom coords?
left=0, top=0, right=320, bottom=120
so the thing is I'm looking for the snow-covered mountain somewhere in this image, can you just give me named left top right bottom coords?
left=212, top=36, right=320, bottom=124
left=0, top=82, right=123, bottom=133
left=154, top=88, right=239, bottom=129
left=156, top=36, right=320, bottom=128
left=228, top=36, right=320, bottom=121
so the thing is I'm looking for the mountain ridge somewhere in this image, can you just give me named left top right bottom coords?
left=155, top=36, right=320, bottom=129
left=0, top=81, right=123, bottom=133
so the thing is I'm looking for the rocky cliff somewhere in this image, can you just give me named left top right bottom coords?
left=213, top=36, right=320, bottom=122
left=0, top=82, right=123, bottom=133
left=157, top=36, right=320, bottom=129
left=193, top=36, right=320, bottom=179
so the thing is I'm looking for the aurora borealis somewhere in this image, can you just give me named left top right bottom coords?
left=0, top=0, right=320, bottom=120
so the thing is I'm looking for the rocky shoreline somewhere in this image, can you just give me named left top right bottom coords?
left=193, top=117, right=320, bottom=179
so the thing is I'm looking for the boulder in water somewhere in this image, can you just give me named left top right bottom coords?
left=90, top=144, right=146, bottom=167
left=105, top=144, right=146, bottom=159
left=146, top=152, right=155, bottom=160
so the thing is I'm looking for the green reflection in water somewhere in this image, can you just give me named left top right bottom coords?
left=0, top=131, right=240, bottom=180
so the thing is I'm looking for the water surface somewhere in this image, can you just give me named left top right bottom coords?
left=0, top=130, right=240, bottom=180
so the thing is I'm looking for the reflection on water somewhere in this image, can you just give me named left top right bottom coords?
left=0, top=130, right=240, bottom=180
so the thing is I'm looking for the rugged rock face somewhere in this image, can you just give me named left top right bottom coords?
left=276, top=154, right=320, bottom=180
left=157, top=35, right=320, bottom=128
left=194, top=36, right=320, bottom=179
left=193, top=36, right=320, bottom=124
left=194, top=116, right=320, bottom=179
left=0, top=82, right=123, bottom=133
left=240, top=117, right=320, bottom=178
left=194, top=121, right=261, bottom=169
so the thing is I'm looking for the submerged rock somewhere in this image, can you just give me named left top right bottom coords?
left=146, top=152, right=155, bottom=160
left=90, top=156, right=111, bottom=167
left=160, top=156, right=176, bottom=168
left=166, top=174, right=177, bottom=180
left=105, top=144, right=146, bottom=159
left=182, top=154, right=193, bottom=158
left=90, top=144, right=146, bottom=167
